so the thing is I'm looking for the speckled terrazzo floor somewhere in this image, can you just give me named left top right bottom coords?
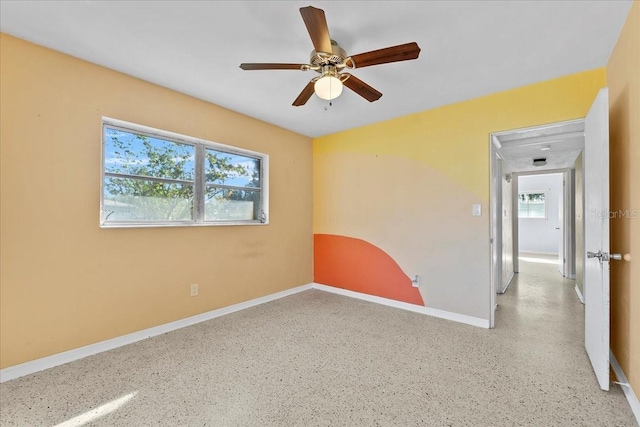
left=0, top=255, right=636, bottom=426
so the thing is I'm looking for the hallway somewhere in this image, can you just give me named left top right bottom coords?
left=497, top=252, right=580, bottom=334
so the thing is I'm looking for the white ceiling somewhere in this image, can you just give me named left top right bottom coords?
left=495, top=120, right=585, bottom=173
left=0, top=1, right=632, bottom=138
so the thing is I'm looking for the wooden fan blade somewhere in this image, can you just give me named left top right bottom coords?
left=348, top=42, right=421, bottom=69
left=240, top=63, right=306, bottom=71
left=300, top=6, right=332, bottom=53
left=293, top=81, right=316, bottom=106
left=342, top=74, right=382, bottom=102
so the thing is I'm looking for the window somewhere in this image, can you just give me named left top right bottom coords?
left=518, top=191, right=546, bottom=219
left=101, top=118, right=268, bottom=227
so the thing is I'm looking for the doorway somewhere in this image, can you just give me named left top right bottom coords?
left=489, top=119, right=585, bottom=328
left=517, top=172, right=564, bottom=268
left=490, top=89, right=615, bottom=391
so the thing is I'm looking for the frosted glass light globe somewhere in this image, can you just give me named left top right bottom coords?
left=314, top=75, right=343, bottom=100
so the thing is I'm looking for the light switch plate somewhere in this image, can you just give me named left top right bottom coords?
left=472, top=204, right=482, bottom=216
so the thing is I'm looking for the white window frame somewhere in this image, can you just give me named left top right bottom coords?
left=517, top=190, right=547, bottom=219
left=100, top=117, right=269, bottom=228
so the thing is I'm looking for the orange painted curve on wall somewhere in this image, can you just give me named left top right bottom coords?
left=314, top=234, right=424, bottom=306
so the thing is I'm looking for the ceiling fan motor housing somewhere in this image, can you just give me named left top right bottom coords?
left=310, top=40, right=348, bottom=69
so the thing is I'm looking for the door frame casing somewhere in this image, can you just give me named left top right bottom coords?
left=489, top=138, right=500, bottom=328
left=511, top=168, right=576, bottom=278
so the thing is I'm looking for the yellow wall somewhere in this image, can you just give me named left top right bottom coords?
left=607, top=0, right=640, bottom=395
left=314, top=68, right=605, bottom=319
left=0, top=34, right=313, bottom=368
left=314, top=69, right=605, bottom=201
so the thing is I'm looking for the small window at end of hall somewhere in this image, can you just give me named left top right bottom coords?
left=101, top=118, right=268, bottom=228
left=518, top=191, right=546, bottom=219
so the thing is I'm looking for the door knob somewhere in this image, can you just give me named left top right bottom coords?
left=587, top=251, right=602, bottom=259
left=588, top=251, right=623, bottom=262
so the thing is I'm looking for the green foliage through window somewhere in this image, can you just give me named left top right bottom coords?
left=101, top=121, right=267, bottom=226
left=518, top=192, right=546, bottom=219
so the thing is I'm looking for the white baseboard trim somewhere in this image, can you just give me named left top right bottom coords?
left=574, top=284, right=585, bottom=304
left=610, top=350, right=640, bottom=424
left=0, top=283, right=313, bottom=383
left=311, top=283, right=490, bottom=329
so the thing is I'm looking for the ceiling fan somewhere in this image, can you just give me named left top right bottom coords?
left=239, top=6, right=421, bottom=106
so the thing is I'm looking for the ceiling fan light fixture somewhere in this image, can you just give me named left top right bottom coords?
left=239, top=6, right=420, bottom=106
left=314, top=74, right=343, bottom=100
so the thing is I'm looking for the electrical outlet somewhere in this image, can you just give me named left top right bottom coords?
left=411, top=275, right=420, bottom=288
left=190, top=283, right=199, bottom=297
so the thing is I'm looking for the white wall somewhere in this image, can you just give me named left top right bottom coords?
left=518, top=173, right=563, bottom=254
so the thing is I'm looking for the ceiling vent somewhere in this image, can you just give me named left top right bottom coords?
left=533, top=158, right=547, bottom=167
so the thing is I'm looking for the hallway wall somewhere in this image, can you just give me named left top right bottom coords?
left=501, top=161, right=515, bottom=291
left=574, top=152, right=585, bottom=296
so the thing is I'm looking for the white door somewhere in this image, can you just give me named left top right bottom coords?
left=584, top=88, right=611, bottom=391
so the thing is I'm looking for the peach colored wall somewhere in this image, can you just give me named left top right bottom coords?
left=0, top=34, right=313, bottom=368
left=607, top=0, right=640, bottom=395
left=314, top=68, right=605, bottom=320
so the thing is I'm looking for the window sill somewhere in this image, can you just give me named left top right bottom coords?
left=99, top=220, right=268, bottom=229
